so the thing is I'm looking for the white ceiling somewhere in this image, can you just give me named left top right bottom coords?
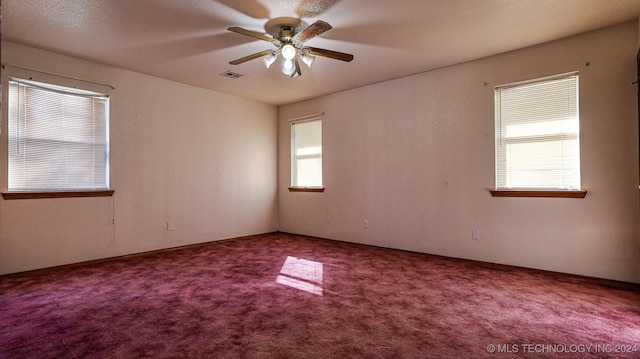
left=3, top=0, right=640, bottom=105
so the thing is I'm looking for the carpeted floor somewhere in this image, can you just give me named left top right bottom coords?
left=1, top=232, right=639, bottom=358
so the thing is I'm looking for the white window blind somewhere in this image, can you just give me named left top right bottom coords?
left=291, top=118, right=322, bottom=187
left=8, top=78, right=110, bottom=191
left=495, top=73, right=580, bottom=190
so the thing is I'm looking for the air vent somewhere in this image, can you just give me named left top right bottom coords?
left=220, top=70, right=243, bottom=79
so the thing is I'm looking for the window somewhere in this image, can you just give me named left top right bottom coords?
left=290, top=116, right=322, bottom=191
left=493, top=73, right=583, bottom=196
left=6, top=78, right=110, bottom=196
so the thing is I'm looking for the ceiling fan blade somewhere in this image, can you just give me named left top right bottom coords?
left=228, top=26, right=274, bottom=43
left=229, top=50, right=272, bottom=65
left=294, top=20, right=332, bottom=42
left=294, top=57, right=302, bottom=77
left=307, top=47, right=354, bottom=62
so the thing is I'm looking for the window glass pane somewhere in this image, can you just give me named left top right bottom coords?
left=504, top=139, right=579, bottom=188
left=296, top=158, right=322, bottom=187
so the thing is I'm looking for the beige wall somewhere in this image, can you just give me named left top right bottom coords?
left=2, top=22, right=639, bottom=283
left=0, top=41, right=278, bottom=274
left=278, top=22, right=640, bottom=283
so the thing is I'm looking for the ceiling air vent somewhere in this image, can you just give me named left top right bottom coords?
left=220, top=70, right=243, bottom=79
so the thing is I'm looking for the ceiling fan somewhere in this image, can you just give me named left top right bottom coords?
left=228, top=17, right=354, bottom=77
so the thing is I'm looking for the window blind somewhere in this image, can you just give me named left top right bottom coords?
left=291, top=119, right=322, bottom=187
left=8, top=79, right=110, bottom=191
left=495, top=73, right=580, bottom=190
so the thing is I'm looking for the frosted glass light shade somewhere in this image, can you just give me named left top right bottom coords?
left=301, top=53, right=315, bottom=68
left=262, top=51, right=276, bottom=68
left=282, top=59, right=295, bottom=76
left=282, top=44, right=296, bottom=60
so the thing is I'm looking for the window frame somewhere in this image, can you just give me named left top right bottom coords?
left=491, top=72, right=586, bottom=198
left=288, top=114, right=324, bottom=193
left=2, top=78, right=113, bottom=200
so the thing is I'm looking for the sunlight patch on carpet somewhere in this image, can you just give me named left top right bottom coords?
left=276, top=256, right=323, bottom=296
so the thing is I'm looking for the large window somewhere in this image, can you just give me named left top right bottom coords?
left=7, top=78, right=110, bottom=194
left=290, top=117, right=322, bottom=190
left=494, top=73, right=581, bottom=192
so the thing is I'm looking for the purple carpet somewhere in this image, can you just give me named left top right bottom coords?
left=1, top=232, right=639, bottom=358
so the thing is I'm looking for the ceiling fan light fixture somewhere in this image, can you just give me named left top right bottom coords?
left=262, top=51, right=277, bottom=68
left=281, top=44, right=296, bottom=60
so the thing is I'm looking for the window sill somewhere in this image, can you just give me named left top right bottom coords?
left=2, top=190, right=115, bottom=200
left=288, top=187, right=325, bottom=193
left=489, top=190, right=587, bottom=198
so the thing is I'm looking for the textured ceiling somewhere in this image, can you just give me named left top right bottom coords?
left=3, top=0, right=640, bottom=105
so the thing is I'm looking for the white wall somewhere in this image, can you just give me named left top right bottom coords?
left=278, top=22, right=640, bottom=283
left=0, top=41, right=278, bottom=274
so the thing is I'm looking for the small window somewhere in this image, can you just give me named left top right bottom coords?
left=494, top=73, right=580, bottom=191
left=290, top=117, right=322, bottom=189
left=7, top=78, right=110, bottom=192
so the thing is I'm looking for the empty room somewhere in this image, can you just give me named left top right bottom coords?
left=1, top=0, right=639, bottom=358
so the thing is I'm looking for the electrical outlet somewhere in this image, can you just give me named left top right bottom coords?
left=472, top=229, right=479, bottom=240
left=363, top=220, right=369, bottom=229
left=167, top=222, right=174, bottom=231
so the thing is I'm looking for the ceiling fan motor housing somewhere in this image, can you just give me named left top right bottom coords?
left=277, top=26, right=296, bottom=42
